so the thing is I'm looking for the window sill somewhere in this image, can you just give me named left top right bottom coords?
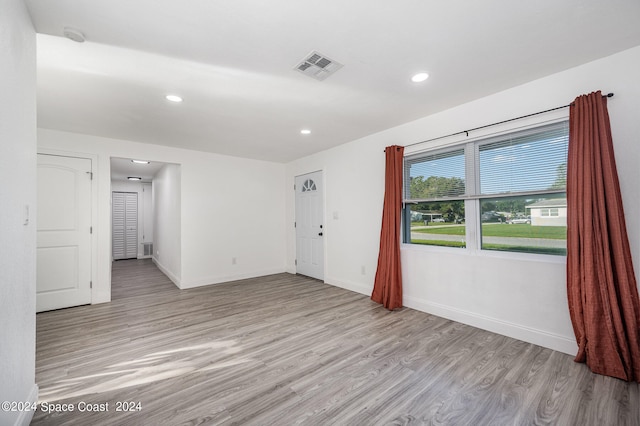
left=401, top=242, right=567, bottom=264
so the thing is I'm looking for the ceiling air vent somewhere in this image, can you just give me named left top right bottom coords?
left=294, top=51, right=343, bottom=81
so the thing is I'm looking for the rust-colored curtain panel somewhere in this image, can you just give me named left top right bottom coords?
left=371, top=145, right=404, bottom=310
left=567, top=91, right=640, bottom=381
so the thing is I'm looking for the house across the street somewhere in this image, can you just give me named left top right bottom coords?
left=411, top=211, right=443, bottom=223
left=527, top=198, right=567, bottom=227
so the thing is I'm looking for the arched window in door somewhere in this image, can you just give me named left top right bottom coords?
left=302, top=179, right=317, bottom=192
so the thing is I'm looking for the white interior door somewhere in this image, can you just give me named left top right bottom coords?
left=37, top=154, right=92, bottom=312
left=112, top=192, right=138, bottom=260
left=295, top=171, right=324, bottom=280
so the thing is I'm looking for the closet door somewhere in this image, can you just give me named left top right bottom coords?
left=112, top=192, right=138, bottom=260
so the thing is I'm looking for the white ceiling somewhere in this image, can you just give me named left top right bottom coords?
left=110, top=157, right=167, bottom=182
left=27, top=0, right=640, bottom=163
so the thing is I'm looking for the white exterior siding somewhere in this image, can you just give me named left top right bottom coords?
left=530, top=206, right=567, bottom=227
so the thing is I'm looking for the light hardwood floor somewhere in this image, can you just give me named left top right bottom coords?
left=32, top=259, right=639, bottom=425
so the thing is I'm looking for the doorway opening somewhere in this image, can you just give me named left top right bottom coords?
left=110, top=158, right=165, bottom=261
left=110, top=157, right=182, bottom=291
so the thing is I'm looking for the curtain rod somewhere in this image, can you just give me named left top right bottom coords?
left=388, top=92, right=614, bottom=152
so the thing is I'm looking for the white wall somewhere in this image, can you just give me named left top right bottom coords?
left=0, top=1, right=38, bottom=425
left=152, top=163, right=182, bottom=285
left=178, top=153, right=288, bottom=287
left=38, top=129, right=287, bottom=300
left=142, top=182, right=153, bottom=249
left=286, top=46, right=640, bottom=355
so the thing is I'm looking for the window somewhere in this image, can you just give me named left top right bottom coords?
left=302, top=179, right=317, bottom=192
left=404, top=149, right=466, bottom=248
left=404, top=121, right=569, bottom=255
left=406, top=200, right=466, bottom=248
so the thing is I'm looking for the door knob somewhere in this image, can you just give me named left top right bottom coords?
left=318, top=232, right=323, bottom=236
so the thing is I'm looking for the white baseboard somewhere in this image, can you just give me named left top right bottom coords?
left=148, top=259, right=578, bottom=356
left=403, top=295, right=577, bottom=356
left=320, top=277, right=577, bottom=356
left=151, top=258, right=286, bottom=290
left=324, top=276, right=372, bottom=296
left=179, top=268, right=286, bottom=289
left=152, top=257, right=181, bottom=288
left=12, top=384, right=38, bottom=426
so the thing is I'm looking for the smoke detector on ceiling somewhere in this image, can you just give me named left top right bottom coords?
left=63, top=27, right=85, bottom=43
left=294, top=51, right=343, bottom=81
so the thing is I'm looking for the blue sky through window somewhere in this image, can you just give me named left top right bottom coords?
left=479, top=133, right=568, bottom=194
left=408, top=150, right=464, bottom=178
left=407, top=123, right=568, bottom=198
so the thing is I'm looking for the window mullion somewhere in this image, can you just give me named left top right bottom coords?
left=464, top=199, right=479, bottom=251
left=464, top=143, right=478, bottom=251
left=465, top=142, right=479, bottom=197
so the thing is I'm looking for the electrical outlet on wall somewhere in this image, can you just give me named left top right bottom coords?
left=232, top=257, right=237, bottom=265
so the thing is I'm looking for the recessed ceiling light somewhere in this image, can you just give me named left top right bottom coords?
left=300, top=129, right=311, bottom=135
left=165, top=95, right=183, bottom=103
left=411, top=72, right=429, bottom=83
left=127, top=177, right=142, bottom=181
left=131, top=160, right=150, bottom=164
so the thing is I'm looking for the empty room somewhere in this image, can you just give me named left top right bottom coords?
left=2, top=1, right=640, bottom=425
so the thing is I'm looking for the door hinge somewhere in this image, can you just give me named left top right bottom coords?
left=90, top=281, right=93, bottom=289
left=90, top=226, right=93, bottom=234
left=294, top=184, right=296, bottom=190
left=295, top=259, right=297, bottom=265
left=86, top=171, right=93, bottom=180
left=294, top=222, right=296, bottom=228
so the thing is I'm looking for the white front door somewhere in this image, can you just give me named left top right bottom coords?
left=295, top=171, right=324, bottom=280
left=37, top=154, right=92, bottom=312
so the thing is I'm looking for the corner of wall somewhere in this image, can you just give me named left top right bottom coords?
left=13, top=385, right=38, bottom=426
left=153, top=256, right=182, bottom=289
left=0, top=1, right=38, bottom=425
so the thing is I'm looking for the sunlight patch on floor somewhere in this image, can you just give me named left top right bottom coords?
left=38, top=339, right=251, bottom=402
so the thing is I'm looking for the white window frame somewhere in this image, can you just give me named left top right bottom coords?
left=402, top=115, right=569, bottom=260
